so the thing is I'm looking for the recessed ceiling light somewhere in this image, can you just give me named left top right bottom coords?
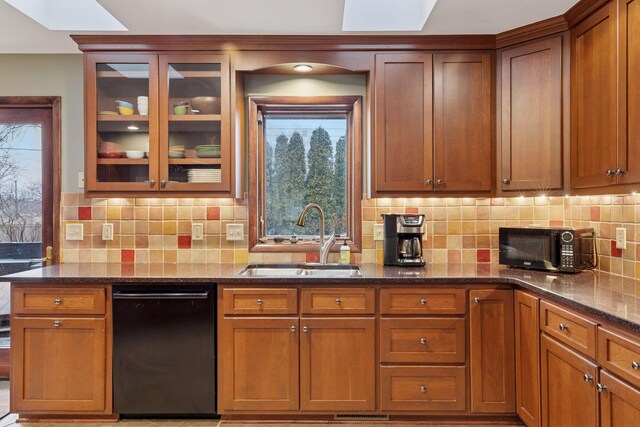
left=4, top=0, right=127, bottom=31
left=342, top=0, right=438, bottom=32
left=127, top=125, right=139, bottom=131
left=293, top=64, right=313, bottom=73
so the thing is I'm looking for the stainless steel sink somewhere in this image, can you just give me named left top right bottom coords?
left=239, top=264, right=362, bottom=278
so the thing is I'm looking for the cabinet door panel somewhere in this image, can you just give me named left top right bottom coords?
left=619, top=0, right=640, bottom=184
left=300, top=317, right=375, bottom=411
left=374, top=54, right=433, bottom=193
left=434, top=53, right=492, bottom=192
left=515, top=291, right=541, bottom=427
left=600, top=370, right=640, bottom=427
left=571, top=2, right=618, bottom=188
left=469, top=289, right=515, bottom=413
left=540, top=334, right=598, bottom=427
left=219, top=317, right=299, bottom=411
left=11, top=317, right=106, bottom=413
left=501, top=38, right=563, bottom=191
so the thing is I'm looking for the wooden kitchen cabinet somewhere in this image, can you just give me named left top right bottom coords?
left=433, top=53, right=492, bottom=193
left=469, top=289, right=515, bottom=413
left=219, top=317, right=299, bottom=411
left=373, top=53, right=433, bottom=194
left=541, top=333, right=599, bottom=427
left=84, top=53, right=231, bottom=196
left=499, top=37, right=563, bottom=193
left=299, top=317, right=376, bottom=411
left=599, top=370, right=640, bottom=426
left=515, top=291, right=541, bottom=427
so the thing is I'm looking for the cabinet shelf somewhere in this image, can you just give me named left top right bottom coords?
left=170, top=71, right=221, bottom=78
left=97, top=158, right=149, bottom=165
left=168, top=158, right=222, bottom=165
left=97, top=115, right=149, bottom=122
left=96, top=71, right=149, bottom=79
left=168, top=114, right=221, bottom=121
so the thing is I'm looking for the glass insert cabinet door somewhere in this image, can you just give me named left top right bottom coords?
left=158, top=55, right=230, bottom=192
left=85, top=54, right=159, bottom=192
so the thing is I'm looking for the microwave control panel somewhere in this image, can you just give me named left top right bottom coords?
left=560, top=232, right=575, bottom=270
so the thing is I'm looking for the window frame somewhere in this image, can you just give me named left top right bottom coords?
left=247, top=96, right=362, bottom=253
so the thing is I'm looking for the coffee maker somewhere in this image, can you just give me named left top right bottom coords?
left=382, top=214, right=425, bottom=266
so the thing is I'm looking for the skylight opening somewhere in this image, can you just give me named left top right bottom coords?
left=342, top=0, right=438, bottom=32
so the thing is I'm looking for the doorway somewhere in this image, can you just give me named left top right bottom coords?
left=0, top=97, right=61, bottom=390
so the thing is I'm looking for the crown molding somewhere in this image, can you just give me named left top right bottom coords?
left=496, top=16, right=568, bottom=49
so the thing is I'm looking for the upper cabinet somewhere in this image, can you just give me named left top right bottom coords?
left=373, top=52, right=492, bottom=196
left=84, top=53, right=231, bottom=197
left=499, top=37, right=564, bottom=193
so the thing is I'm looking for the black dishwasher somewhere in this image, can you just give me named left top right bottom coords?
left=113, top=284, right=216, bottom=416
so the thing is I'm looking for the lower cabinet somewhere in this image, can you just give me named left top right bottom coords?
left=515, top=291, right=541, bottom=427
left=541, top=333, right=599, bottom=427
left=469, top=289, right=515, bottom=413
left=599, top=370, right=640, bottom=426
left=11, top=317, right=107, bottom=413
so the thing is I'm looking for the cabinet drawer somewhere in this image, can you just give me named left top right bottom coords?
left=598, top=326, right=640, bottom=389
left=223, top=288, right=297, bottom=315
left=380, top=366, right=466, bottom=412
left=301, top=288, right=374, bottom=315
left=380, top=318, right=466, bottom=363
left=540, top=301, right=597, bottom=358
left=380, top=288, right=466, bottom=315
left=13, top=286, right=106, bottom=315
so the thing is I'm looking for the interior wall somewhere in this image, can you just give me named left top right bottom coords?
left=0, top=54, right=84, bottom=193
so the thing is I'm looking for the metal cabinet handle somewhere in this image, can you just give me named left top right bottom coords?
left=583, top=373, right=594, bottom=383
left=502, top=178, right=511, bottom=184
left=616, top=168, right=625, bottom=175
left=149, top=179, right=156, bottom=188
left=160, top=179, right=167, bottom=189
left=559, top=323, right=569, bottom=331
left=302, top=326, right=309, bottom=333
left=420, top=337, right=427, bottom=345
left=632, top=361, right=640, bottom=371
left=597, top=383, right=607, bottom=393
left=256, top=299, right=263, bottom=305
left=426, top=179, right=433, bottom=185
left=290, top=325, right=296, bottom=332
left=420, top=386, right=427, bottom=393
left=335, top=298, right=342, bottom=305
left=419, top=298, right=427, bottom=305
left=53, top=320, right=61, bottom=328
left=606, top=169, right=615, bottom=176
left=474, top=297, right=480, bottom=304
left=436, top=179, right=444, bottom=185
left=53, top=298, right=62, bottom=305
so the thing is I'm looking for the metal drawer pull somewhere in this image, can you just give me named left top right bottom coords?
left=632, top=361, right=640, bottom=371
left=420, top=337, right=427, bottom=345
left=290, top=325, right=296, bottom=332
left=474, top=297, right=480, bottom=304
left=583, top=373, right=593, bottom=383
left=53, top=298, right=62, bottom=305
left=256, top=299, right=263, bottom=305
left=302, top=326, right=309, bottom=333
left=419, top=298, right=427, bottom=305
left=335, top=298, right=342, bottom=305
left=559, top=323, right=569, bottom=331
left=606, top=169, right=615, bottom=176
left=53, top=320, right=61, bottom=328
left=597, top=383, right=607, bottom=393
left=420, top=386, right=427, bottom=393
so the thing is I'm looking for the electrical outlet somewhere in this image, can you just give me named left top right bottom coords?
left=192, top=223, right=204, bottom=241
left=78, top=172, right=85, bottom=189
left=226, top=223, right=244, bottom=241
left=373, top=224, right=384, bottom=241
left=65, top=223, right=83, bottom=241
left=616, top=227, right=627, bottom=250
left=102, top=223, right=114, bottom=241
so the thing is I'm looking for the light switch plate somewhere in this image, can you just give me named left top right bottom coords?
left=65, top=223, right=83, bottom=241
left=373, top=224, right=384, bottom=241
left=616, top=227, right=627, bottom=250
left=102, top=223, right=114, bottom=241
left=226, top=223, right=244, bottom=241
left=192, top=223, right=204, bottom=241
left=78, top=172, right=84, bottom=189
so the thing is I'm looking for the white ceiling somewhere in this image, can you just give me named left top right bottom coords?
left=0, top=0, right=581, bottom=54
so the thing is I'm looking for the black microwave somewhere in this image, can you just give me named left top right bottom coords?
left=499, top=227, right=596, bottom=273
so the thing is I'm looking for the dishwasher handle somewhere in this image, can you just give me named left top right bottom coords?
left=113, top=292, right=209, bottom=300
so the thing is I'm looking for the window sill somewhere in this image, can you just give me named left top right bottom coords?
left=250, top=242, right=361, bottom=253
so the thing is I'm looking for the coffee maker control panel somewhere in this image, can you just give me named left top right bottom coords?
left=399, top=216, right=424, bottom=227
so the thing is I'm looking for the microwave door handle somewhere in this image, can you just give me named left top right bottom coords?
left=550, top=232, right=560, bottom=268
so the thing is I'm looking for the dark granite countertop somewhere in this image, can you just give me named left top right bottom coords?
left=4, top=262, right=640, bottom=333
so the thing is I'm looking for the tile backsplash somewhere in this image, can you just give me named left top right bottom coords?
left=61, top=193, right=640, bottom=279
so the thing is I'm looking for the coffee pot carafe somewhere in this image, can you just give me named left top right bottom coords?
left=382, top=214, right=425, bottom=267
